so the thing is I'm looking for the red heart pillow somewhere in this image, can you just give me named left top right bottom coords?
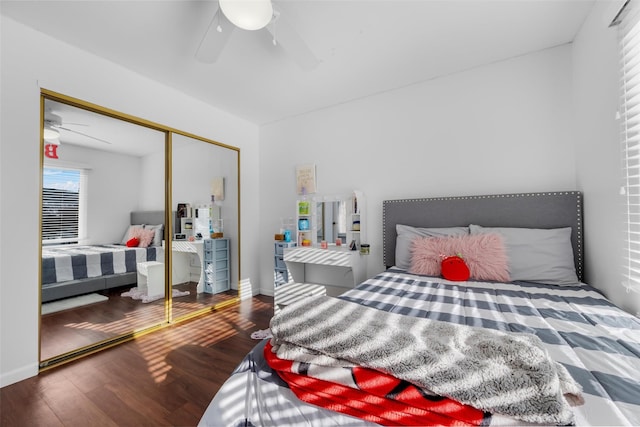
left=126, top=237, right=140, bottom=247
left=441, top=255, right=470, bottom=281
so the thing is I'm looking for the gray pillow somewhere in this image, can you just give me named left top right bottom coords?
left=144, top=224, right=164, bottom=247
left=395, top=224, right=469, bottom=270
left=469, top=224, right=579, bottom=285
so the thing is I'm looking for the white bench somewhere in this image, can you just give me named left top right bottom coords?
left=137, top=261, right=165, bottom=297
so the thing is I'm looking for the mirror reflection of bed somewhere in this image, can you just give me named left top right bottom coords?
left=39, top=96, right=240, bottom=364
left=40, top=99, right=168, bottom=361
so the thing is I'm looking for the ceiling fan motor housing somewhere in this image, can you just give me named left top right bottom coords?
left=44, top=112, right=63, bottom=128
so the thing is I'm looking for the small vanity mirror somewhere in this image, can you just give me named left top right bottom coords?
left=316, top=200, right=348, bottom=243
left=315, top=191, right=364, bottom=247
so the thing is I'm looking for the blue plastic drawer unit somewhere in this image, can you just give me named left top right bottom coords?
left=203, top=238, right=230, bottom=294
left=274, top=241, right=296, bottom=287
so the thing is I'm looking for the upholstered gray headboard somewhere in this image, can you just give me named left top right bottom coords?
left=131, top=210, right=164, bottom=226
left=382, top=191, right=583, bottom=281
left=130, top=210, right=177, bottom=238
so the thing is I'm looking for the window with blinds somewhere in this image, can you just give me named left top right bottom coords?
left=619, top=0, right=640, bottom=292
left=42, top=166, right=84, bottom=244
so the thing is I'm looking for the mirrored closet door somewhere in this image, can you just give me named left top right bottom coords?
left=39, top=91, right=241, bottom=368
left=169, top=133, right=239, bottom=320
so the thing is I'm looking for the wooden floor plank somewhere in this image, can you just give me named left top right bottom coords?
left=85, top=385, right=160, bottom=427
left=39, top=376, right=119, bottom=427
left=166, top=402, right=202, bottom=427
left=61, top=357, right=118, bottom=394
left=1, top=295, right=274, bottom=427
left=0, top=380, right=64, bottom=427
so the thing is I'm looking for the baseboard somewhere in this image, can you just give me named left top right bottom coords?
left=0, top=363, right=38, bottom=388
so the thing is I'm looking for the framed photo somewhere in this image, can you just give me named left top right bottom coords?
left=177, top=203, right=189, bottom=218
left=295, top=164, right=317, bottom=195
left=211, top=176, right=225, bottom=201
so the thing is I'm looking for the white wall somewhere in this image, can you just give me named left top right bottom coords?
left=259, top=45, right=576, bottom=295
left=138, top=141, right=166, bottom=213
left=573, top=2, right=640, bottom=314
left=0, top=16, right=261, bottom=387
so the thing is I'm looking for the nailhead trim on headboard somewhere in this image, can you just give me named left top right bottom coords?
left=382, top=191, right=583, bottom=281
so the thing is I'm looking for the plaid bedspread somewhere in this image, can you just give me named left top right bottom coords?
left=199, top=269, right=640, bottom=426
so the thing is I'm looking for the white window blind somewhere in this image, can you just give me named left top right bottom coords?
left=42, top=166, right=86, bottom=244
left=619, top=0, right=640, bottom=292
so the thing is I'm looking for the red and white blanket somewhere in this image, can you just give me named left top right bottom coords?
left=264, top=341, right=489, bottom=426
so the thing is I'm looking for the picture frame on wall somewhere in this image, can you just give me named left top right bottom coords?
left=211, top=177, right=225, bottom=202
left=177, top=203, right=189, bottom=218
left=295, top=164, right=317, bottom=195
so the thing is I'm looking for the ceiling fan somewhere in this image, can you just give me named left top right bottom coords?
left=195, top=0, right=319, bottom=71
left=44, top=111, right=111, bottom=145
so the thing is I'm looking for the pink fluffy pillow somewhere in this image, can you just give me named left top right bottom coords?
left=128, top=227, right=155, bottom=248
left=409, top=234, right=511, bottom=282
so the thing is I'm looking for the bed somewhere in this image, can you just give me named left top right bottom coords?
left=199, top=191, right=640, bottom=426
left=41, top=210, right=167, bottom=302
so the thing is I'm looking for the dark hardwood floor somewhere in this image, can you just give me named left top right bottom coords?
left=1, top=294, right=274, bottom=427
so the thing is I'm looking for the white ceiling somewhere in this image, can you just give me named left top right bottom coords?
left=3, top=0, right=595, bottom=127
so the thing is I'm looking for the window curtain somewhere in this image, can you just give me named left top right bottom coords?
left=618, top=0, right=640, bottom=292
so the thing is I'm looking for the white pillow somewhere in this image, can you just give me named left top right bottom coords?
left=395, top=224, right=469, bottom=270
left=469, top=224, right=579, bottom=285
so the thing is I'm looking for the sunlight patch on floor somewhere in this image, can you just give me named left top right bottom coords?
left=62, top=305, right=164, bottom=335
left=55, top=294, right=271, bottom=384
left=135, top=299, right=266, bottom=383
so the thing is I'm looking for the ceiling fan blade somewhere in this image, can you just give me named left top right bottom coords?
left=266, top=8, right=319, bottom=71
left=195, top=8, right=236, bottom=64
left=61, top=122, right=89, bottom=127
left=57, top=126, right=112, bottom=145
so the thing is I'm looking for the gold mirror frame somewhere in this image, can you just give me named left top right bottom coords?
left=39, top=89, right=241, bottom=370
